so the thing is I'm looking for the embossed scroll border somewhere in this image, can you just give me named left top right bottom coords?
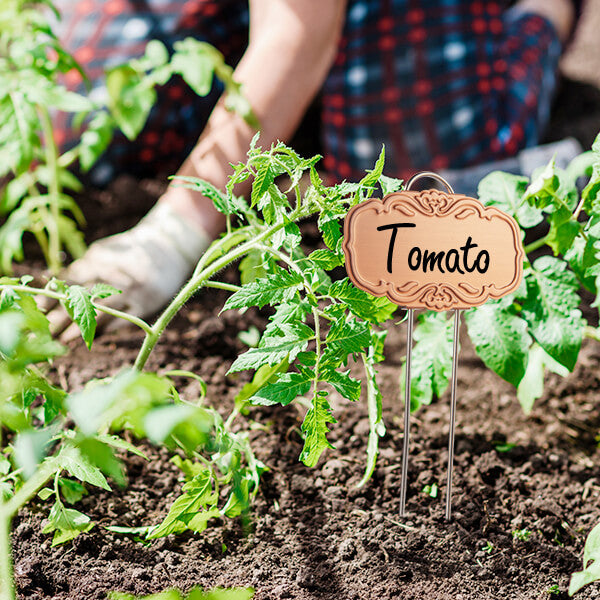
left=342, top=190, right=525, bottom=311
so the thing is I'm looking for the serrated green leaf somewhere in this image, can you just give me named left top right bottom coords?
left=239, top=249, right=268, bottom=284
left=326, top=318, right=370, bottom=353
left=228, top=323, right=314, bottom=373
left=523, top=159, right=560, bottom=210
left=173, top=176, right=232, bottom=215
left=465, top=299, right=531, bottom=386
left=306, top=249, right=343, bottom=270
left=379, top=174, right=404, bottom=196
left=90, top=283, right=121, bottom=300
left=250, top=160, right=276, bottom=208
left=328, top=278, right=395, bottom=323
left=355, top=146, right=385, bottom=202
left=222, top=270, right=304, bottom=311
left=65, top=284, right=96, bottom=349
left=521, top=257, right=585, bottom=370
left=565, top=233, right=599, bottom=293
left=322, top=369, right=361, bottom=402
left=546, top=206, right=581, bottom=256
left=235, top=358, right=289, bottom=404
left=300, top=391, right=336, bottom=467
left=250, top=372, right=311, bottom=406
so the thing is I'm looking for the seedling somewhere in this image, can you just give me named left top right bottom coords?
left=482, top=541, right=494, bottom=554
left=513, top=528, right=532, bottom=542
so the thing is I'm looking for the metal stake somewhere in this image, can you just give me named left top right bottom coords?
left=445, top=309, right=461, bottom=521
left=399, top=308, right=414, bottom=517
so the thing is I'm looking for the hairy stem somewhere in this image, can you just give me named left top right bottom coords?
left=134, top=212, right=308, bottom=371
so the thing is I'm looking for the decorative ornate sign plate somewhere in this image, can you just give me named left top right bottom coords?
left=343, top=190, right=524, bottom=310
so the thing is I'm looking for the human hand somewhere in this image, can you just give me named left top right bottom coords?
left=46, top=202, right=211, bottom=341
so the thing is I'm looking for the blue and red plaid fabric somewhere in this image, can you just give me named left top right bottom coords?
left=52, top=0, right=562, bottom=185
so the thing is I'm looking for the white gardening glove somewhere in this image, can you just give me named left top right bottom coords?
left=47, top=202, right=211, bottom=339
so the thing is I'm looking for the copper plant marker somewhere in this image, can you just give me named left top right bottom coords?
left=343, top=172, right=524, bottom=520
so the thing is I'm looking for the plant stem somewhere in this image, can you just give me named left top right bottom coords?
left=524, top=235, right=549, bottom=255
left=0, top=510, right=15, bottom=600
left=0, top=285, right=154, bottom=335
left=38, top=106, right=62, bottom=274
left=0, top=461, right=57, bottom=600
left=134, top=212, right=308, bottom=371
left=356, top=352, right=382, bottom=488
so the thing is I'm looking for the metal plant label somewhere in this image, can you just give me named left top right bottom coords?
left=343, top=190, right=524, bottom=310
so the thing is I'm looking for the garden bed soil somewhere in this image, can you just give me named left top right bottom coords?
left=10, top=10, right=600, bottom=595
left=9, top=174, right=600, bottom=600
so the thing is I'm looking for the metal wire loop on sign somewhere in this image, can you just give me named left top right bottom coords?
left=405, top=171, right=455, bottom=194
left=399, top=171, right=460, bottom=521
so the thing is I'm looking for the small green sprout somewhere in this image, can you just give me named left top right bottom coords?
left=513, top=528, right=532, bottom=542
left=546, top=584, right=560, bottom=595
left=422, top=483, right=438, bottom=498
left=482, top=541, right=494, bottom=554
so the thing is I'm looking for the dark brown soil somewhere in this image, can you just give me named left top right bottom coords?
left=9, top=173, right=600, bottom=600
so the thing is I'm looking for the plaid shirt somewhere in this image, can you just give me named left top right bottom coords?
left=52, top=0, right=562, bottom=185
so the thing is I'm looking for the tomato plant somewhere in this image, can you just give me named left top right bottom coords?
left=0, top=0, right=254, bottom=274
left=2, top=131, right=600, bottom=598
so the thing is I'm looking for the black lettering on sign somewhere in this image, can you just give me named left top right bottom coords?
left=377, top=228, right=491, bottom=275
left=376, top=223, right=416, bottom=274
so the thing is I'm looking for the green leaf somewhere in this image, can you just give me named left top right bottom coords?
left=306, top=249, right=343, bottom=270
left=465, top=298, right=531, bottom=386
left=300, top=391, right=336, bottom=467
left=42, top=500, right=94, bottom=546
left=516, top=343, right=568, bottom=414
left=326, top=318, right=370, bottom=354
left=228, top=323, right=314, bottom=373
left=355, top=146, right=385, bottom=202
left=521, top=257, right=585, bottom=371
left=59, top=478, right=88, bottom=504
left=222, top=270, right=304, bottom=311
left=250, top=160, right=277, bottom=208
left=565, top=232, right=599, bottom=293
left=235, top=358, right=289, bottom=404
left=65, top=285, right=97, bottom=349
left=173, top=177, right=232, bottom=215
left=56, top=445, right=111, bottom=491
left=569, top=521, right=600, bottom=596
left=90, top=283, right=121, bottom=300
left=147, top=469, right=218, bottom=538
left=171, top=39, right=216, bottom=96
left=523, top=159, right=560, bottom=210
left=79, top=111, right=114, bottom=172
left=379, top=174, right=404, bottom=196
left=401, top=312, right=454, bottom=411
left=322, top=369, right=361, bottom=402
left=477, top=171, right=543, bottom=228
left=239, top=250, right=268, bottom=285
left=329, top=278, right=396, bottom=323
left=546, top=206, right=581, bottom=256
left=107, top=65, right=156, bottom=140
left=250, top=372, right=311, bottom=406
